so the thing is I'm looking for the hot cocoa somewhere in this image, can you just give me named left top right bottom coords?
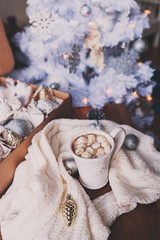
left=72, top=134, right=111, bottom=158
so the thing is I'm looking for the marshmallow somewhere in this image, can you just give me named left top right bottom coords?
left=75, top=136, right=88, bottom=145
left=96, top=135, right=108, bottom=143
left=96, top=147, right=105, bottom=158
left=74, top=142, right=87, bottom=150
left=75, top=147, right=85, bottom=156
left=92, top=142, right=100, bottom=149
left=81, top=151, right=92, bottom=158
left=86, top=147, right=94, bottom=155
left=101, top=141, right=111, bottom=153
left=87, top=134, right=96, bottom=145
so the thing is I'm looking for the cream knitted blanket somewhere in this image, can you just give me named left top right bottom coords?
left=0, top=119, right=160, bottom=240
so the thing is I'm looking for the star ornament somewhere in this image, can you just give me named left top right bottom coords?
left=29, top=9, right=58, bottom=40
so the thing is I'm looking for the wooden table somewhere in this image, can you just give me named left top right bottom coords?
left=73, top=104, right=160, bottom=240
left=0, top=104, right=160, bottom=240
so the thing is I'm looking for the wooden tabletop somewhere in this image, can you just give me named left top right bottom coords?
left=72, top=104, right=160, bottom=240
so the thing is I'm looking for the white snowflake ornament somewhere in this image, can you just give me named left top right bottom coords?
left=29, top=9, right=58, bottom=40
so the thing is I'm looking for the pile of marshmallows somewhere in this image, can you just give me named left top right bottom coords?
left=72, top=134, right=111, bottom=159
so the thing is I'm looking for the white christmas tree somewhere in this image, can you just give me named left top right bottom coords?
left=12, top=0, right=155, bottom=111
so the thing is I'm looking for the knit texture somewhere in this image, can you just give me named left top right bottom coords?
left=0, top=119, right=160, bottom=240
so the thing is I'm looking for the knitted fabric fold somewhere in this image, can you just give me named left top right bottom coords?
left=0, top=119, right=160, bottom=240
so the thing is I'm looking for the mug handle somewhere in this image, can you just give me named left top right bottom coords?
left=110, top=126, right=126, bottom=160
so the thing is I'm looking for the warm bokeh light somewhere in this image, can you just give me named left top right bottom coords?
left=132, top=90, right=139, bottom=98
left=144, top=9, right=151, bottom=15
left=130, top=23, right=136, bottom=29
left=106, top=87, right=112, bottom=96
left=147, top=95, right=152, bottom=102
left=63, top=53, right=69, bottom=61
left=138, top=62, right=143, bottom=66
left=82, top=97, right=89, bottom=104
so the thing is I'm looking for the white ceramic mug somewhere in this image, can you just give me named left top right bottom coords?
left=70, top=126, right=126, bottom=190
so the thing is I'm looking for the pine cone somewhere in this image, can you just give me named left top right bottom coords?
left=87, top=108, right=105, bottom=120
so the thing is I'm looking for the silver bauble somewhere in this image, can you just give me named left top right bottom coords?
left=50, top=82, right=60, bottom=90
left=89, top=122, right=97, bottom=128
left=63, top=158, right=78, bottom=176
left=35, top=99, right=58, bottom=115
left=133, top=39, right=147, bottom=53
left=123, top=134, right=139, bottom=150
left=95, top=123, right=105, bottom=131
left=3, top=118, right=34, bottom=137
left=121, top=42, right=127, bottom=49
left=114, top=97, right=124, bottom=104
left=80, top=4, right=91, bottom=17
left=89, top=122, right=105, bottom=130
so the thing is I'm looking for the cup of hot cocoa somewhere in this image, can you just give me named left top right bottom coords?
left=70, top=127, right=126, bottom=189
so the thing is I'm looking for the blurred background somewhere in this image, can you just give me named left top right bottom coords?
left=0, top=0, right=28, bottom=26
left=0, top=0, right=160, bottom=68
